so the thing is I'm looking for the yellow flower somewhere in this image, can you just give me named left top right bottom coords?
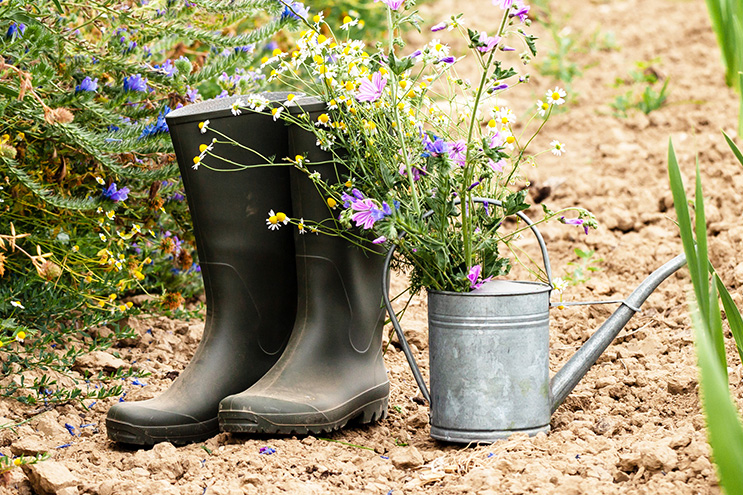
left=313, top=14, right=321, bottom=23
left=109, top=293, right=117, bottom=301
left=343, top=15, right=352, bottom=24
left=317, top=113, right=330, bottom=125
left=488, top=119, right=497, bottom=129
left=260, top=56, right=269, bottom=64
left=16, top=331, right=26, bottom=342
left=199, top=144, right=208, bottom=153
left=134, top=270, right=145, bottom=281
left=345, top=180, right=353, bottom=188
left=118, top=304, right=127, bottom=312
left=327, top=197, right=337, bottom=208
left=13, top=458, right=21, bottom=466
left=193, top=156, right=201, bottom=164
left=317, top=34, right=327, bottom=44
left=276, top=212, right=287, bottom=223
left=272, top=48, right=282, bottom=57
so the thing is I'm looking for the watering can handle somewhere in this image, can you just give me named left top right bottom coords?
left=381, top=197, right=552, bottom=404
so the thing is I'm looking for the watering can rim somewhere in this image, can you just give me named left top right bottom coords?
left=427, top=280, right=552, bottom=297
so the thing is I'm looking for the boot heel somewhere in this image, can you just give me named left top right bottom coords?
left=358, top=397, right=388, bottom=425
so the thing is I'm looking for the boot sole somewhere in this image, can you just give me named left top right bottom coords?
left=106, top=417, right=219, bottom=446
left=219, top=384, right=389, bottom=435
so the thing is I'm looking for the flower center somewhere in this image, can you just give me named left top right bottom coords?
left=552, top=92, right=561, bottom=100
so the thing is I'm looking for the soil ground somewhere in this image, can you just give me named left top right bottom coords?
left=2, top=0, right=742, bottom=493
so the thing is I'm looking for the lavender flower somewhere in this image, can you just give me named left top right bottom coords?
left=102, top=183, right=130, bottom=202
left=494, top=0, right=514, bottom=8
left=75, top=77, right=98, bottom=93
left=431, top=22, right=448, bottom=32
left=422, top=133, right=448, bottom=156
left=511, top=1, right=530, bottom=22
left=123, top=74, right=148, bottom=92
left=477, top=32, right=501, bottom=53
left=372, top=236, right=387, bottom=244
left=437, top=56, right=455, bottom=64
left=357, top=71, right=387, bottom=102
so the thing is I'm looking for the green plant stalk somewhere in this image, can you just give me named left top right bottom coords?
left=386, top=6, right=421, bottom=216
left=462, top=8, right=510, bottom=269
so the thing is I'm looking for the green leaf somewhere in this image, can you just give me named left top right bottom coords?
left=695, top=160, right=710, bottom=322
left=722, top=130, right=743, bottom=167
left=667, top=139, right=700, bottom=302
left=715, top=272, right=743, bottom=364
left=693, top=309, right=743, bottom=495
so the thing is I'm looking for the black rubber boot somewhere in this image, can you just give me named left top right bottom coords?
left=218, top=98, right=389, bottom=434
left=106, top=94, right=297, bottom=445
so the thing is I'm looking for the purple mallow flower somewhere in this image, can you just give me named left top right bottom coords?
left=467, top=264, right=493, bottom=290
left=511, top=1, right=530, bottom=22
left=357, top=71, right=387, bottom=102
left=399, top=163, right=426, bottom=181
left=372, top=236, right=387, bottom=244
left=448, top=140, right=467, bottom=166
left=477, top=32, right=501, bottom=53
left=123, top=74, right=148, bottom=92
left=76, top=77, right=98, bottom=93
left=431, top=22, right=447, bottom=32
left=437, top=56, right=455, bottom=64
left=102, top=183, right=130, bottom=202
left=376, top=0, right=404, bottom=10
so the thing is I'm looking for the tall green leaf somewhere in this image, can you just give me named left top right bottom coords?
left=715, top=273, right=743, bottom=363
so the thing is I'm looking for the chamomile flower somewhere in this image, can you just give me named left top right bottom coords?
left=285, top=94, right=297, bottom=105
left=536, top=99, right=550, bottom=117
left=247, top=94, right=269, bottom=112
left=297, top=218, right=306, bottom=234
left=266, top=209, right=289, bottom=230
left=10, top=300, right=24, bottom=309
left=550, top=140, right=566, bottom=156
left=105, top=210, right=115, bottom=221
left=99, top=233, right=107, bottom=242
left=15, top=331, right=26, bottom=342
left=198, top=120, right=210, bottom=134
left=552, top=277, right=568, bottom=293
left=95, top=176, right=105, bottom=185
left=340, top=15, right=359, bottom=29
left=271, top=106, right=284, bottom=121
left=231, top=99, right=245, bottom=116
left=546, top=87, right=566, bottom=106
left=316, top=113, right=331, bottom=127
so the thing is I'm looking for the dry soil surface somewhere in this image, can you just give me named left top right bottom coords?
left=3, top=0, right=743, bottom=493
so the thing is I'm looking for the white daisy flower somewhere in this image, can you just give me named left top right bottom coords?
left=231, top=99, right=245, bottom=116
left=536, top=99, right=550, bottom=117
left=198, top=120, right=210, bottom=134
left=550, top=140, right=566, bottom=156
left=552, top=277, right=568, bottom=293
left=297, top=218, right=306, bottom=234
left=247, top=95, right=269, bottom=112
left=546, top=87, right=566, bottom=106
left=10, top=300, right=24, bottom=309
left=271, top=106, right=284, bottom=121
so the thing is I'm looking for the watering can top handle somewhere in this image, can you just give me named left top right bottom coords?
left=381, top=196, right=553, bottom=404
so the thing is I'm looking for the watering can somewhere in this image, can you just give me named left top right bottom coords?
left=382, top=198, right=687, bottom=443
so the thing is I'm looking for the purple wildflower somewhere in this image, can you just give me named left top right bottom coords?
left=259, top=446, right=276, bottom=455
left=341, top=188, right=365, bottom=208
left=431, top=22, right=448, bottom=32
left=494, top=0, right=514, bottom=8
left=399, top=163, right=427, bottom=181
left=156, top=59, right=177, bottom=77
left=280, top=1, right=308, bottom=20
left=437, top=56, right=455, bottom=64
left=6, top=22, right=25, bottom=40
left=186, top=86, right=199, bottom=102
left=511, top=1, right=530, bottom=22
left=409, top=49, right=423, bottom=59
left=372, top=236, right=387, bottom=244
left=488, top=158, right=505, bottom=172
left=139, top=107, right=171, bottom=139
left=102, top=183, right=130, bottom=202
left=357, top=71, right=387, bottom=102
left=123, top=74, right=148, bottom=92
left=376, top=0, right=404, bottom=10
left=477, top=32, right=501, bottom=53
left=448, top=140, right=467, bottom=166
left=422, top=133, right=448, bottom=156
left=350, top=198, right=391, bottom=230
left=561, top=216, right=589, bottom=235
left=467, top=264, right=494, bottom=290
left=492, top=82, right=509, bottom=91
left=75, top=77, right=98, bottom=93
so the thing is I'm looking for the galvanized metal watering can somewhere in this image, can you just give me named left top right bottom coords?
left=382, top=198, right=687, bottom=444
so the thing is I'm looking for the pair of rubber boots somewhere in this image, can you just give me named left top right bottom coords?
left=106, top=94, right=390, bottom=445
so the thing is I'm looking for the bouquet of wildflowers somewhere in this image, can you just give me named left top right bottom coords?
left=200, top=0, right=596, bottom=293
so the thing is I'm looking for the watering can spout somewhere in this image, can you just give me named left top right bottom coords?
left=549, top=253, right=687, bottom=413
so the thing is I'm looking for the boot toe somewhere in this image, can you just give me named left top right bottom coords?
left=107, top=401, right=218, bottom=445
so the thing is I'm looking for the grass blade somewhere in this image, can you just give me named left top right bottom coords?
left=692, top=308, right=743, bottom=495
left=715, top=273, right=743, bottom=364
left=694, top=161, right=710, bottom=321
left=722, top=130, right=743, bottom=167
left=668, top=140, right=701, bottom=306
left=707, top=273, right=728, bottom=377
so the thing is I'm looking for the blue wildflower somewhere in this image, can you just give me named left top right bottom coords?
left=64, top=423, right=77, bottom=436
left=75, top=76, right=98, bottom=93
left=6, top=22, right=25, bottom=40
left=139, top=106, right=171, bottom=139
left=280, top=1, right=308, bottom=20
left=123, top=74, right=148, bottom=92
left=422, top=133, right=448, bottom=157
left=186, top=86, right=199, bottom=103
left=102, top=183, right=130, bottom=202
left=259, top=446, right=276, bottom=455
left=155, top=59, right=177, bottom=77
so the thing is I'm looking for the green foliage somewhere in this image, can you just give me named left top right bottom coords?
left=704, top=0, right=743, bottom=133
left=0, top=0, right=303, bottom=403
left=563, top=247, right=602, bottom=286
left=668, top=136, right=743, bottom=495
left=610, top=62, right=669, bottom=117
left=535, top=26, right=581, bottom=86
